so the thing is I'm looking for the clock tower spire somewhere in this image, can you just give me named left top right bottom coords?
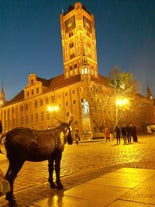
left=60, top=2, right=98, bottom=79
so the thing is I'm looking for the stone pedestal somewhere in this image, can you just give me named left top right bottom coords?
left=82, top=117, right=92, bottom=140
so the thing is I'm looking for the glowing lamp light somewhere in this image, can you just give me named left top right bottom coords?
left=47, top=105, right=59, bottom=112
left=116, top=98, right=129, bottom=106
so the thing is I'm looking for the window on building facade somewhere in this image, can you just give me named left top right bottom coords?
left=69, top=32, right=73, bottom=37
left=69, top=42, right=74, bottom=48
left=11, top=107, right=14, bottom=114
left=35, top=113, right=38, bottom=122
left=74, top=64, right=77, bottom=68
left=21, top=105, right=24, bottom=111
left=40, top=99, right=43, bottom=106
left=27, top=91, right=29, bottom=97
left=73, top=100, right=76, bottom=104
left=86, top=32, right=90, bottom=37
left=35, top=101, right=38, bottom=108
left=31, top=114, right=33, bottom=123
left=21, top=116, right=24, bottom=125
left=45, top=98, right=49, bottom=104
left=12, top=119, right=15, bottom=127
left=79, top=87, right=83, bottom=92
left=70, top=54, right=75, bottom=58
left=25, top=104, right=28, bottom=110
left=36, top=88, right=39, bottom=94
left=81, top=68, right=90, bottom=74
left=26, top=115, right=28, bottom=124
left=51, top=96, right=55, bottom=103
left=82, top=58, right=87, bottom=65
left=41, top=112, right=44, bottom=121
left=47, top=112, right=50, bottom=120
left=32, top=89, right=34, bottom=95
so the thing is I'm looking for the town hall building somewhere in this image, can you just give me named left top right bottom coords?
left=0, top=2, right=154, bottom=139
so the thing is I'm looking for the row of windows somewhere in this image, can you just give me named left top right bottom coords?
left=70, top=64, right=78, bottom=70
left=25, top=87, right=40, bottom=98
left=70, top=54, right=75, bottom=59
left=5, top=110, right=73, bottom=130
left=20, top=111, right=75, bottom=125
left=2, top=94, right=83, bottom=120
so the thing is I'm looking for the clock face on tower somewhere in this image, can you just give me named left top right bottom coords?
left=65, top=16, right=75, bottom=33
left=83, top=16, right=92, bottom=33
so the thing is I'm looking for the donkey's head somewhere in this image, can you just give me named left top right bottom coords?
left=58, top=118, right=73, bottom=145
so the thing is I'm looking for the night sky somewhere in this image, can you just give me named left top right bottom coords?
left=0, top=0, right=155, bottom=100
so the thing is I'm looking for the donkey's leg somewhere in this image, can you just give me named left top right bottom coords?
left=48, top=158, right=56, bottom=188
left=55, top=151, right=63, bottom=190
left=5, top=159, right=24, bottom=201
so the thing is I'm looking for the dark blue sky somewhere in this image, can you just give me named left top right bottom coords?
left=0, top=0, right=155, bottom=100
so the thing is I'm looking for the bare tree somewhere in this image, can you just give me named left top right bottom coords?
left=88, top=66, right=144, bottom=131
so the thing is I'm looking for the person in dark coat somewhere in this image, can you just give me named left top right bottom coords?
left=132, top=125, right=138, bottom=142
left=74, top=131, right=80, bottom=145
left=121, top=126, right=127, bottom=144
left=115, top=126, right=121, bottom=144
left=126, top=125, right=131, bottom=143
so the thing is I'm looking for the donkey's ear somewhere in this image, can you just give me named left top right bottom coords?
left=55, top=118, right=64, bottom=125
left=69, top=116, right=73, bottom=125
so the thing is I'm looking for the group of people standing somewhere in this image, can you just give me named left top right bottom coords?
left=103, top=125, right=138, bottom=144
left=115, top=125, right=138, bottom=144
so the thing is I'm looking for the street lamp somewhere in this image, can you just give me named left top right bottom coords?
left=115, top=98, right=129, bottom=127
left=47, top=105, right=59, bottom=112
left=47, top=105, right=59, bottom=128
left=116, top=98, right=129, bottom=106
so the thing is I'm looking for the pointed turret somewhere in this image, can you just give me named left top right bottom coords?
left=0, top=85, right=6, bottom=107
left=146, top=84, right=153, bottom=100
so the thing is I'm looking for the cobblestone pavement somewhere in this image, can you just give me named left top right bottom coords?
left=0, top=134, right=155, bottom=206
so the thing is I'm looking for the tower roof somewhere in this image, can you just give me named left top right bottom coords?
left=146, top=83, right=153, bottom=99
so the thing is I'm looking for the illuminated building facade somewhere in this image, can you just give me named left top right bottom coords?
left=0, top=2, right=154, bottom=138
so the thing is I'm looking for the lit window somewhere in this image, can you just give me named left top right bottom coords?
left=82, top=68, right=89, bottom=74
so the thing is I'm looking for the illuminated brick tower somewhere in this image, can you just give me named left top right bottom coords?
left=60, top=2, right=98, bottom=79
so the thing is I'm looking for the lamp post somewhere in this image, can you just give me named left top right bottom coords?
left=115, top=98, right=129, bottom=127
left=47, top=105, right=59, bottom=128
